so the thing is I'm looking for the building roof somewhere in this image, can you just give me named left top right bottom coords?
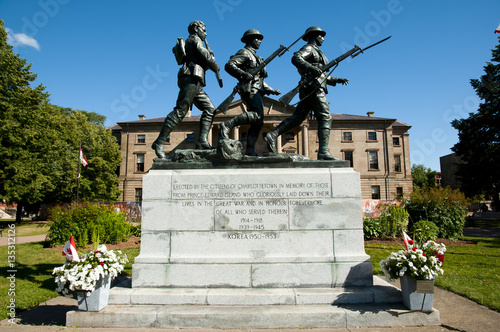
left=108, top=98, right=410, bottom=129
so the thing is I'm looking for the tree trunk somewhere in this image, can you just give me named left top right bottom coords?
left=16, top=204, right=23, bottom=224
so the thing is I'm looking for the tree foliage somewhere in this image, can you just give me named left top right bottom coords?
left=411, top=164, right=437, bottom=189
left=0, top=20, right=121, bottom=219
left=451, top=37, right=500, bottom=207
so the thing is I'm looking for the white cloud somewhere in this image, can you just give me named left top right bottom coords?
left=6, top=28, right=41, bottom=51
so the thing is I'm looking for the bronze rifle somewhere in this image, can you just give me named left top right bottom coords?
left=279, top=36, right=391, bottom=107
left=203, top=37, right=224, bottom=88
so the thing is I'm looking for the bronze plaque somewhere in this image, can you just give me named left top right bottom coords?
left=416, top=280, right=434, bottom=293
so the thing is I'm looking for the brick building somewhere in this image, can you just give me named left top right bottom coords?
left=109, top=97, right=412, bottom=202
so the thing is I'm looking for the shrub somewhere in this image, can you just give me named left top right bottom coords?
left=411, top=220, right=439, bottom=244
left=405, top=187, right=468, bottom=241
left=363, top=203, right=409, bottom=239
left=378, top=203, right=409, bottom=238
left=363, top=217, right=383, bottom=239
left=48, top=204, right=131, bottom=247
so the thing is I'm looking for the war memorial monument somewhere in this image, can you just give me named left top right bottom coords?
left=67, top=22, right=440, bottom=328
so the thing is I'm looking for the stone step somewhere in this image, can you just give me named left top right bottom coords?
left=109, top=276, right=402, bottom=306
left=66, top=303, right=440, bottom=329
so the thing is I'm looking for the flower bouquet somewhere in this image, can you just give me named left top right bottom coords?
left=379, top=238, right=446, bottom=282
left=53, top=244, right=128, bottom=296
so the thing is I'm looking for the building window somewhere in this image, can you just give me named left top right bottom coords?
left=165, top=135, right=170, bottom=144
left=368, top=131, right=377, bottom=141
left=368, top=151, right=379, bottom=170
left=371, top=186, right=380, bottom=199
left=396, top=187, right=403, bottom=198
left=136, top=154, right=145, bottom=172
left=186, top=133, right=195, bottom=143
left=393, top=136, right=400, bottom=146
left=285, top=132, right=295, bottom=141
left=394, top=155, right=402, bottom=172
left=344, top=150, right=353, bottom=167
left=343, top=132, right=352, bottom=142
left=135, top=188, right=143, bottom=202
left=137, top=134, right=146, bottom=144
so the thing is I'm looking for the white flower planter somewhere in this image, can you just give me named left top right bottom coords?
left=400, top=276, right=434, bottom=311
left=76, top=275, right=111, bottom=311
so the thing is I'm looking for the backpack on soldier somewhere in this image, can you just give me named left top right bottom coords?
left=172, top=37, right=186, bottom=65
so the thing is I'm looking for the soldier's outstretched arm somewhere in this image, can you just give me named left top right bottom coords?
left=326, top=77, right=349, bottom=86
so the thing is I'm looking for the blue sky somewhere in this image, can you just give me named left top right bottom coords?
left=2, top=0, right=500, bottom=171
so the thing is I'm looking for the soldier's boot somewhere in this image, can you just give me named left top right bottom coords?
left=196, top=112, right=214, bottom=150
left=152, top=117, right=178, bottom=159
left=218, top=113, right=249, bottom=140
left=264, top=118, right=296, bottom=154
left=317, top=128, right=337, bottom=160
left=245, top=134, right=259, bottom=156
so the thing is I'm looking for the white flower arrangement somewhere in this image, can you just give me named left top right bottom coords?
left=379, top=240, right=446, bottom=281
left=53, top=244, right=128, bottom=296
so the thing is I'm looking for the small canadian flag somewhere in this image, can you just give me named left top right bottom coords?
left=62, top=234, right=80, bottom=261
left=495, top=23, right=500, bottom=34
left=79, top=147, right=88, bottom=167
left=402, top=230, right=414, bottom=251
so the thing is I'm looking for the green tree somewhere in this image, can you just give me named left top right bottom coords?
left=0, top=21, right=121, bottom=221
left=0, top=19, right=50, bottom=221
left=411, top=164, right=437, bottom=189
left=451, top=37, right=500, bottom=209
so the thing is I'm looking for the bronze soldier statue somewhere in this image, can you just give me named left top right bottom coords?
left=218, top=29, right=280, bottom=156
left=264, top=26, right=348, bottom=160
left=152, top=20, right=222, bottom=159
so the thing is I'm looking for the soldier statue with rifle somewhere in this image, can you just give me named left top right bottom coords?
left=264, top=26, right=348, bottom=160
left=151, top=20, right=223, bottom=159
left=218, top=29, right=281, bottom=156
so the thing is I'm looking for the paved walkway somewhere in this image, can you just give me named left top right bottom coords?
left=463, top=226, right=500, bottom=238
left=0, top=234, right=47, bottom=246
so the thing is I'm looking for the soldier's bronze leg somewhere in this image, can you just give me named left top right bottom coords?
left=218, top=113, right=250, bottom=140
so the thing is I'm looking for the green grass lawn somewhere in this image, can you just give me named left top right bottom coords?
left=365, top=236, right=500, bottom=312
left=0, top=221, right=49, bottom=237
left=0, top=241, right=140, bottom=321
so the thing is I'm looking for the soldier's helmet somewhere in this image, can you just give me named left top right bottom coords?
left=302, top=26, right=326, bottom=41
left=241, top=29, right=264, bottom=43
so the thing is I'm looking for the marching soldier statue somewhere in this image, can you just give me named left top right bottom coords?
left=218, top=29, right=280, bottom=156
left=152, top=20, right=223, bottom=159
left=264, top=26, right=348, bottom=160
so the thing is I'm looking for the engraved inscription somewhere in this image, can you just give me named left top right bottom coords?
left=172, top=180, right=331, bottom=200
left=227, top=232, right=280, bottom=240
left=214, top=199, right=288, bottom=231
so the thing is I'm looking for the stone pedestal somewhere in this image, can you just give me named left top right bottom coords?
left=132, top=166, right=373, bottom=290
left=67, top=155, right=440, bottom=328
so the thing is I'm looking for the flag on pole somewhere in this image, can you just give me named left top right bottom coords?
left=402, top=230, right=414, bottom=250
left=62, top=234, right=80, bottom=261
left=79, top=147, right=88, bottom=167
left=495, top=23, right=500, bottom=34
